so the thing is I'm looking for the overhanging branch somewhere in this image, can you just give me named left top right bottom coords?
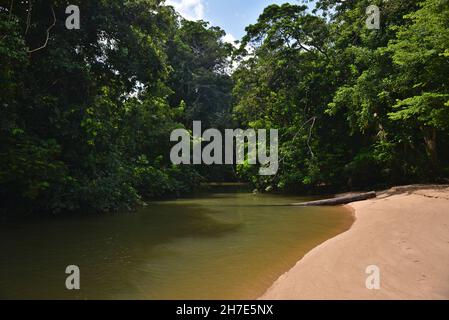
left=27, top=5, right=56, bottom=53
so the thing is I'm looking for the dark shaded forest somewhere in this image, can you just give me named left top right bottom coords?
left=1, top=0, right=448, bottom=215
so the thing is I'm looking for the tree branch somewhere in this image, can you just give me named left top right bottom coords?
left=9, top=0, right=14, bottom=20
left=306, top=116, right=316, bottom=158
left=266, top=116, right=318, bottom=187
left=27, top=5, right=56, bottom=54
left=25, top=1, right=33, bottom=35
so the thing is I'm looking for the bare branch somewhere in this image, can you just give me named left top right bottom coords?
left=313, top=44, right=330, bottom=60
left=27, top=6, right=56, bottom=54
left=25, top=1, right=33, bottom=35
left=278, top=116, right=318, bottom=164
left=267, top=116, right=318, bottom=186
left=9, top=0, right=14, bottom=20
left=306, top=116, right=316, bottom=158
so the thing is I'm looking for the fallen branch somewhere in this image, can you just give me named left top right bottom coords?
left=292, top=191, right=377, bottom=206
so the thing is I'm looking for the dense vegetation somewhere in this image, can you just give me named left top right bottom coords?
left=0, top=0, right=233, bottom=214
left=1, top=0, right=448, bottom=215
left=234, top=0, right=449, bottom=193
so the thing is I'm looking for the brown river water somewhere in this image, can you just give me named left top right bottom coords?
left=0, top=185, right=353, bottom=299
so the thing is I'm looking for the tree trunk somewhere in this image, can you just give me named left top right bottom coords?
left=423, top=127, right=439, bottom=171
left=292, top=192, right=377, bottom=206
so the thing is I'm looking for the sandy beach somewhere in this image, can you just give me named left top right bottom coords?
left=261, top=185, right=449, bottom=300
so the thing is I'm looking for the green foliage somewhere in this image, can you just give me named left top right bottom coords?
left=389, top=93, right=449, bottom=129
left=167, top=20, right=234, bottom=129
left=233, top=0, right=449, bottom=192
left=1, top=0, right=448, bottom=214
left=387, top=0, right=449, bottom=133
left=0, top=0, right=231, bottom=215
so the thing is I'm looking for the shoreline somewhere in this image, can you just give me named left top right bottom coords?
left=260, top=185, right=449, bottom=300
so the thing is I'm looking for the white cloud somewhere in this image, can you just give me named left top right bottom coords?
left=165, top=0, right=205, bottom=20
left=222, top=33, right=238, bottom=47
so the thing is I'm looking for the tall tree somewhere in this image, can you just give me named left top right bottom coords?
left=167, top=19, right=234, bottom=129
left=387, top=0, right=449, bottom=171
left=0, top=0, right=204, bottom=214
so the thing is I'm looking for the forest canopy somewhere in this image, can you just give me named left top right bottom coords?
left=0, top=0, right=448, bottom=215
left=233, top=0, right=449, bottom=192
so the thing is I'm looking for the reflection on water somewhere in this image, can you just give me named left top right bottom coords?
left=0, top=186, right=354, bottom=299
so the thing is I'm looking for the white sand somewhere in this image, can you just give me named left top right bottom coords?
left=261, top=186, right=449, bottom=300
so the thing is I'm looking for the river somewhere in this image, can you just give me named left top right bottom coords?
left=0, top=185, right=353, bottom=299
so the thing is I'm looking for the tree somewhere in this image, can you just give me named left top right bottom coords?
left=233, top=0, right=449, bottom=192
left=387, top=0, right=449, bottom=171
left=167, top=19, right=234, bottom=129
left=0, top=0, right=204, bottom=214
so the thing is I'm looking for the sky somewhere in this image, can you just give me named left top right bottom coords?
left=165, top=0, right=315, bottom=44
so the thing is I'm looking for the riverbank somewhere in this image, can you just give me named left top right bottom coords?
left=261, top=185, right=449, bottom=300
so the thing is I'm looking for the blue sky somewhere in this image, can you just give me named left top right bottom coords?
left=166, top=0, right=315, bottom=43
